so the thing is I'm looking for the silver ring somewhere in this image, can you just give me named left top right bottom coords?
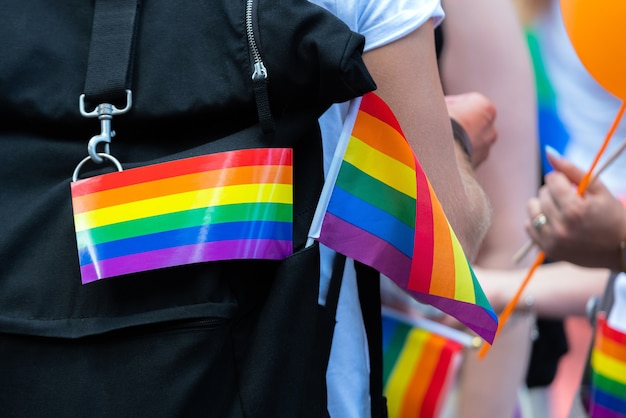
left=532, top=213, right=548, bottom=231
left=72, top=153, right=123, bottom=182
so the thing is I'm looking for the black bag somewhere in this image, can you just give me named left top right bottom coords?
left=0, top=0, right=375, bottom=416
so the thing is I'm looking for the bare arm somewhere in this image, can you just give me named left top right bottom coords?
left=362, top=20, right=491, bottom=259
left=475, top=263, right=610, bottom=318
left=439, top=0, right=540, bottom=270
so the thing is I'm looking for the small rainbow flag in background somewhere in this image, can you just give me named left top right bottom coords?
left=71, top=148, right=293, bottom=284
left=589, top=314, right=626, bottom=417
left=308, top=93, right=497, bottom=343
left=382, top=307, right=469, bottom=418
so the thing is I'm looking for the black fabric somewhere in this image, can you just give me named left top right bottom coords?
left=356, top=262, right=388, bottom=418
left=0, top=0, right=375, bottom=416
left=435, top=23, right=445, bottom=62
left=83, top=0, right=141, bottom=106
left=525, top=318, right=569, bottom=387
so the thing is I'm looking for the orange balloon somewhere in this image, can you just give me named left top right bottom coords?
left=560, top=0, right=626, bottom=100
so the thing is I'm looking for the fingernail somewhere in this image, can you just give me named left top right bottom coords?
left=544, top=145, right=561, bottom=160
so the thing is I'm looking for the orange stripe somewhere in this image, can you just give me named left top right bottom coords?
left=596, top=331, right=626, bottom=363
left=401, top=333, right=445, bottom=417
left=72, top=165, right=292, bottom=214
left=427, top=186, right=456, bottom=298
left=353, top=111, right=416, bottom=169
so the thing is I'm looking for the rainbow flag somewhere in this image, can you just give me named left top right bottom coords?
left=525, top=27, right=570, bottom=175
left=308, top=93, right=497, bottom=343
left=589, top=314, right=626, bottom=417
left=71, top=148, right=293, bottom=284
left=382, top=307, right=466, bottom=418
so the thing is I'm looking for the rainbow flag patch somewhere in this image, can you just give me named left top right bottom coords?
left=589, top=314, right=626, bottom=417
left=71, top=148, right=293, bottom=284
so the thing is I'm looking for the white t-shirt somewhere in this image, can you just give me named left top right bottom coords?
left=307, top=0, right=444, bottom=416
left=535, top=1, right=626, bottom=333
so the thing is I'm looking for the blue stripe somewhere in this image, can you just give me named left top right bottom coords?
left=78, top=221, right=292, bottom=265
left=382, top=315, right=399, bottom=352
left=591, top=386, right=626, bottom=413
left=327, top=186, right=414, bottom=257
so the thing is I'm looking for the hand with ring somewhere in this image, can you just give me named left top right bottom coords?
left=531, top=213, right=548, bottom=232
left=525, top=149, right=626, bottom=269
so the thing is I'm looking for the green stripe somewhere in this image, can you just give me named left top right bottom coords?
left=76, top=202, right=292, bottom=248
left=336, top=162, right=416, bottom=227
left=593, top=371, right=626, bottom=398
left=383, top=322, right=411, bottom=386
left=470, top=261, right=491, bottom=310
left=526, top=28, right=556, bottom=104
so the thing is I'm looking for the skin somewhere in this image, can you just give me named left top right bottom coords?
left=445, top=92, right=498, bottom=169
left=527, top=152, right=626, bottom=271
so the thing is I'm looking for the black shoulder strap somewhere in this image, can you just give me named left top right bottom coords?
left=82, top=0, right=273, bottom=132
left=83, top=0, right=141, bottom=108
left=356, top=261, right=388, bottom=418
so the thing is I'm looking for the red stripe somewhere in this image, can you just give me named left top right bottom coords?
left=71, top=148, right=292, bottom=197
left=409, top=161, right=435, bottom=292
left=359, top=93, right=405, bottom=137
left=599, top=315, right=626, bottom=346
left=419, top=339, right=462, bottom=418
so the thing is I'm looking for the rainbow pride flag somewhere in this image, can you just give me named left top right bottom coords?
left=71, top=148, right=293, bottom=284
left=525, top=27, right=570, bottom=175
left=382, top=307, right=466, bottom=418
left=308, top=93, right=497, bottom=343
left=589, top=314, right=626, bottom=417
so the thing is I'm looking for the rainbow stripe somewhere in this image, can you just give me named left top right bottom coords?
left=589, top=314, right=626, bottom=417
left=311, top=93, right=497, bottom=343
left=382, top=312, right=463, bottom=418
left=71, top=148, right=293, bottom=283
left=526, top=27, right=570, bottom=174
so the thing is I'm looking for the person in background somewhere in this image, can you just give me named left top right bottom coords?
left=435, top=0, right=541, bottom=416
left=526, top=148, right=626, bottom=418
left=476, top=0, right=626, bottom=416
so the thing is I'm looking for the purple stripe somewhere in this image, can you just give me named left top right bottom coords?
left=416, top=293, right=497, bottom=344
left=81, top=239, right=291, bottom=283
left=318, top=212, right=411, bottom=284
left=591, top=403, right=626, bottom=418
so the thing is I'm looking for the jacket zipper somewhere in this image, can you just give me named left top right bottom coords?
left=245, top=0, right=267, bottom=81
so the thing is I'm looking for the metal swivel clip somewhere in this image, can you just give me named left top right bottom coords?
left=72, top=90, right=131, bottom=181
left=79, top=89, right=132, bottom=164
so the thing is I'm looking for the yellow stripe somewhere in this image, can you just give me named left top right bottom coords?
left=74, top=183, right=292, bottom=232
left=385, top=330, right=426, bottom=417
left=344, top=136, right=416, bottom=199
left=592, top=349, right=626, bottom=385
left=450, top=227, right=475, bottom=303
left=353, top=112, right=415, bottom=167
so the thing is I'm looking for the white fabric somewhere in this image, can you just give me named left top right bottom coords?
left=308, top=0, right=444, bottom=416
left=609, top=274, right=626, bottom=333
left=535, top=1, right=626, bottom=334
